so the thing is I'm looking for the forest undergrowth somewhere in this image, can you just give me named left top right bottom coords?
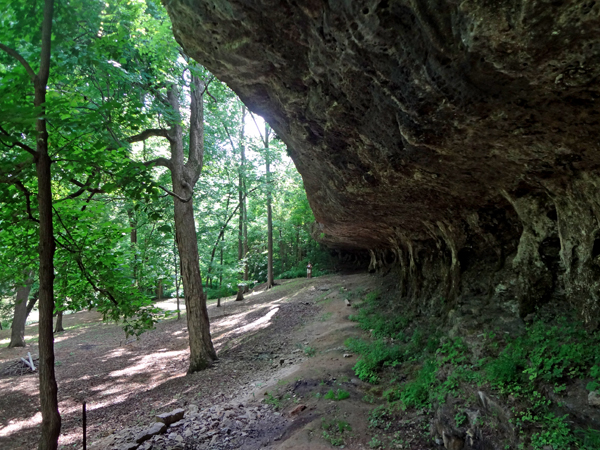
left=344, top=289, right=600, bottom=449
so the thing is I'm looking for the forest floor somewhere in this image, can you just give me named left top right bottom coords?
left=0, top=272, right=419, bottom=450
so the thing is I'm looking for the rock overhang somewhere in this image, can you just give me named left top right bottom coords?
left=165, top=0, right=600, bottom=320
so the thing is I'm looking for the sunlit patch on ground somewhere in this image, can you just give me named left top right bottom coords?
left=108, top=350, right=187, bottom=378
left=0, top=277, right=336, bottom=449
left=0, top=412, right=42, bottom=438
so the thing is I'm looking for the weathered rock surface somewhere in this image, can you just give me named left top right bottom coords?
left=102, top=403, right=290, bottom=450
left=156, top=408, right=186, bottom=426
left=590, top=391, right=600, bottom=407
left=136, top=422, right=167, bottom=444
left=166, top=0, right=600, bottom=322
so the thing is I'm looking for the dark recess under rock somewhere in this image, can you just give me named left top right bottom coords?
left=164, top=0, right=600, bottom=324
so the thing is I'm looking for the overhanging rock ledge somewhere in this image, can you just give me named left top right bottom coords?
left=165, top=0, right=600, bottom=322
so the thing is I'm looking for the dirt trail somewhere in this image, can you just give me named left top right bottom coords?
left=0, top=273, right=382, bottom=450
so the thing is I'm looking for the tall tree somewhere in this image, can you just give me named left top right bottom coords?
left=265, top=123, right=274, bottom=288
left=31, top=1, right=61, bottom=444
left=0, top=0, right=62, bottom=447
left=133, top=75, right=217, bottom=371
left=235, top=106, right=247, bottom=300
left=249, top=113, right=275, bottom=288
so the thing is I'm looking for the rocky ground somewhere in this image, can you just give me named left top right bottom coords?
left=1, top=273, right=398, bottom=450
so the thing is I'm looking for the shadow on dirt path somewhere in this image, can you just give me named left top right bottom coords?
left=0, top=273, right=384, bottom=450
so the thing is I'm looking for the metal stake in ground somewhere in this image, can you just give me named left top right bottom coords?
left=82, top=401, right=86, bottom=450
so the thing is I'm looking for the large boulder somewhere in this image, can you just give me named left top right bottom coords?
left=165, top=0, right=600, bottom=322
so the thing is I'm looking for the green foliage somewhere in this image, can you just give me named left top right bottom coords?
left=276, top=262, right=329, bottom=280
left=345, top=338, right=404, bottom=383
left=303, top=345, right=316, bottom=357
left=263, top=392, right=280, bottom=410
left=368, top=435, right=383, bottom=448
left=323, top=389, right=350, bottom=401
left=348, top=290, right=409, bottom=339
left=345, top=325, right=442, bottom=384
left=345, top=287, right=600, bottom=448
left=204, top=285, right=236, bottom=300
left=321, top=419, right=351, bottom=446
left=577, top=428, right=600, bottom=450
left=398, top=360, right=437, bottom=409
left=1, top=0, right=330, bottom=340
left=276, top=266, right=309, bottom=280
left=591, top=364, right=600, bottom=381
left=485, top=343, right=528, bottom=386
left=529, top=413, right=574, bottom=450
left=485, top=318, right=600, bottom=391
left=368, top=405, right=392, bottom=429
left=455, top=412, right=467, bottom=427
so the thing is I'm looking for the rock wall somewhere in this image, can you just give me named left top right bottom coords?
left=164, top=0, right=600, bottom=323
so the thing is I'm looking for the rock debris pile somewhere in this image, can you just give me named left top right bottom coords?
left=93, top=402, right=289, bottom=450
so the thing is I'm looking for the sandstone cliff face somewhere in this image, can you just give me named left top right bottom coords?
left=165, top=0, right=600, bottom=323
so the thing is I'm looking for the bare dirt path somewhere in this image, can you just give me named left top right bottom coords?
left=0, top=273, right=384, bottom=450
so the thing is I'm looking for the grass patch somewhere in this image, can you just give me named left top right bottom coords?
left=319, top=312, right=333, bottom=321
left=324, top=388, right=350, bottom=401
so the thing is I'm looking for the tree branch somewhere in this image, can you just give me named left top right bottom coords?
left=186, top=75, right=204, bottom=180
left=81, top=191, right=97, bottom=212
left=13, top=180, right=39, bottom=223
left=52, top=209, right=119, bottom=307
left=207, top=187, right=259, bottom=275
left=0, top=156, right=34, bottom=180
left=0, top=44, right=36, bottom=82
left=200, top=76, right=215, bottom=96
left=143, top=157, right=172, bottom=169
left=0, top=126, right=37, bottom=155
left=222, top=122, right=238, bottom=153
left=53, top=175, right=104, bottom=202
left=249, top=111, right=269, bottom=147
left=159, top=185, right=192, bottom=202
left=126, top=128, right=170, bottom=143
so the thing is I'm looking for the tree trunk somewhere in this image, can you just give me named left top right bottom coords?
left=54, top=311, right=64, bottom=333
left=219, top=247, right=223, bottom=287
left=242, top=109, right=249, bottom=291
left=127, top=208, right=138, bottom=285
left=156, top=279, right=163, bottom=300
left=297, top=227, right=302, bottom=263
left=167, top=78, right=217, bottom=373
left=295, top=227, right=300, bottom=265
left=266, top=125, right=274, bottom=289
left=8, top=274, right=34, bottom=348
left=279, top=229, right=287, bottom=273
left=174, top=238, right=180, bottom=320
left=35, top=1, right=61, bottom=448
left=243, top=202, right=249, bottom=292
left=236, top=107, right=246, bottom=300
left=26, top=295, right=38, bottom=317
left=173, top=196, right=216, bottom=371
left=235, top=285, right=244, bottom=301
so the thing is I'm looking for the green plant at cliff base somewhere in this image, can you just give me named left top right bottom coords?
left=345, top=290, right=600, bottom=449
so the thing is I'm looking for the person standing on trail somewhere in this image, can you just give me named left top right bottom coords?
left=307, top=262, right=313, bottom=279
